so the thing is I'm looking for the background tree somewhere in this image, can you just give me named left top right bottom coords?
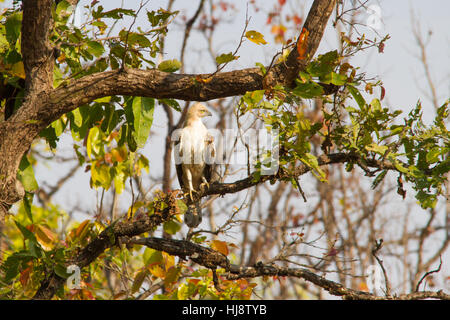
left=0, top=0, right=448, bottom=300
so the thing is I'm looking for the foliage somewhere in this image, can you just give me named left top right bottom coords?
left=0, top=1, right=448, bottom=300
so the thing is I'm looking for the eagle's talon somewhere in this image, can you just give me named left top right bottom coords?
left=185, top=189, right=199, bottom=202
left=200, top=179, right=210, bottom=191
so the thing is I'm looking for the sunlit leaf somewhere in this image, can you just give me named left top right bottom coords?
left=215, top=52, right=239, bottom=65
left=158, top=59, right=181, bottom=73
left=296, top=27, right=309, bottom=60
left=245, top=30, right=267, bottom=45
left=86, top=40, right=105, bottom=57
left=347, top=85, right=366, bottom=109
left=17, top=155, right=38, bottom=192
left=211, top=240, right=229, bottom=256
left=132, top=97, right=155, bottom=148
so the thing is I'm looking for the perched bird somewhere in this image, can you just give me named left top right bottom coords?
left=174, top=103, right=215, bottom=228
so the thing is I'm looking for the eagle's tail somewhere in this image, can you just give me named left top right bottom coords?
left=185, top=201, right=202, bottom=228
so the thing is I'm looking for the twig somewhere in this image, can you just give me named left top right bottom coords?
left=415, top=256, right=443, bottom=292
left=371, top=238, right=391, bottom=297
left=180, top=0, right=206, bottom=73
left=121, top=0, right=150, bottom=69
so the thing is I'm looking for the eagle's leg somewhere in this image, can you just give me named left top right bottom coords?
left=185, top=168, right=197, bottom=202
left=200, top=176, right=210, bottom=191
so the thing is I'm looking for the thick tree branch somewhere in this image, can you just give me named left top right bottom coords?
left=201, top=152, right=396, bottom=198
left=32, top=192, right=179, bottom=299
left=0, top=0, right=54, bottom=222
left=22, top=0, right=54, bottom=93
left=264, top=0, right=337, bottom=88
left=130, top=236, right=450, bottom=300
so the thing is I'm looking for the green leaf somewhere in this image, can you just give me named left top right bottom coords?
left=71, top=108, right=83, bottom=127
left=17, top=155, right=38, bottom=192
left=365, top=143, right=388, bottom=155
left=426, top=147, right=441, bottom=164
left=300, top=153, right=326, bottom=181
left=347, top=85, right=366, bottom=109
left=87, top=40, right=105, bottom=57
left=55, top=0, right=73, bottom=19
left=147, top=8, right=178, bottom=27
left=242, top=90, right=265, bottom=106
left=158, top=59, right=181, bottom=73
left=371, top=170, right=387, bottom=189
left=163, top=220, right=181, bottom=235
left=52, top=118, right=66, bottom=137
left=39, top=126, right=58, bottom=149
left=255, top=62, right=266, bottom=75
left=159, top=98, right=180, bottom=112
left=5, top=12, right=22, bottom=44
left=54, top=264, right=71, bottom=279
left=14, top=220, right=37, bottom=244
left=176, top=200, right=187, bottom=215
left=416, top=191, right=437, bottom=209
left=215, top=52, right=239, bottom=65
left=23, top=192, right=34, bottom=223
left=370, top=98, right=382, bottom=112
left=113, top=169, right=126, bottom=194
left=320, top=72, right=347, bottom=86
left=164, top=266, right=181, bottom=286
left=125, top=32, right=151, bottom=48
left=2, top=251, right=34, bottom=283
left=132, top=97, right=155, bottom=148
left=292, top=81, right=324, bottom=99
left=99, top=8, right=136, bottom=19
left=91, top=162, right=112, bottom=189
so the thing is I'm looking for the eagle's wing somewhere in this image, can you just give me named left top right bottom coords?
left=176, top=163, right=185, bottom=189
left=204, top=132, right=216, bottom=183
left=174, top=129, right=185, bottom=189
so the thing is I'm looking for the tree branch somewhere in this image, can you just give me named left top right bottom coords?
left=32, top=192, right=179, bottom=299
left=22, top=0, right=54, bottom=92
left=201, top=152, right=397, bottom=198
left=264, top=0, right=337, bottom=89
left=130, top=236, right=450, bottom=300
left=42, top=0, right=337, bottom=126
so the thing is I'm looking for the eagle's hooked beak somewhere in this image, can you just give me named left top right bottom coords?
left=205, top=109, right=212, bottom=117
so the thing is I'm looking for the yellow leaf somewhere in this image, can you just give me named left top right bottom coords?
left=11, top=61, right=25, bottom=79
left=359, top=282, right=369, bottom=292
left=57, top=52, right=66, bottom=63
left=75, top=219, right=91, bottom=238
left=245, top=30, right=267, bottom=45
left=149, top=265, right=165, bottom=278
left=35, top=225, right=56, bottom=250
left=110, top=148, right=124, bottom=163
left=162, top=252, right=175, bottom=271
left=211, top=240, right=229, bottom=256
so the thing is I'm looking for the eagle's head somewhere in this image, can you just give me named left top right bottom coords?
left=188, top=103, right=212, bottom=119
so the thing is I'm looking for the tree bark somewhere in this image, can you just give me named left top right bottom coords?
left=0, top=0, right=54, bottom=222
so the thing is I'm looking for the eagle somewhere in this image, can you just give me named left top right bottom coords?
left=174, top=103, right=216, bottom=228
